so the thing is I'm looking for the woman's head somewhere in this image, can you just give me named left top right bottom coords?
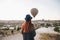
left=25, top=14, right=32, bottom=22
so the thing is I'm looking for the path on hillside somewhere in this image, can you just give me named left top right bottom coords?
left=2, top=33, right=23, bottom=40
left=0, top=33, right=40, bottom=40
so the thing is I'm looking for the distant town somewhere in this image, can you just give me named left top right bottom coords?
left=0, top=20, right=60, bottom=30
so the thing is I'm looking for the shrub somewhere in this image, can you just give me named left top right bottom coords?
left=54, top=27, right=60, bottom=32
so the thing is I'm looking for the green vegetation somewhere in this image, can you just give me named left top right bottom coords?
left=54, top=27, right=60, bottom=32
left=53, top=23, right=60, bottom=27
left=40, top=23, right=45, bottom=27
left=45, top=23, right=51, bottom=28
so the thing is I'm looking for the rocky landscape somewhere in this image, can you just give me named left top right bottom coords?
left=0, top=27, right=60, bottom=40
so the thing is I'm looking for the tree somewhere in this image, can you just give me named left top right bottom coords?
left=40, top=23, right=45, bottom=27
left=54, top=27, right=60, bottom=32
left=45, top=23, right=51, bottom=28
left=53, top=23, right=58, bottom=27
left=53, top=23, right=60, bottom=27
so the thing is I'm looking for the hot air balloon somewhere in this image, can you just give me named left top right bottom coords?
left=30, top=8, right=38, bottom=17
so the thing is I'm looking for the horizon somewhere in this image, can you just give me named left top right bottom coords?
left=0, top=19, right=60, bottom=21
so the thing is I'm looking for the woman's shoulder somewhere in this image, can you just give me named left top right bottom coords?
left=22, top=22, right=26, bottom=26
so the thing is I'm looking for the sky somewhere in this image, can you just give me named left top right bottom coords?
left=0, top=0, right=60, bottom=20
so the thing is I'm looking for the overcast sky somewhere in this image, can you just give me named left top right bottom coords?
left=0, top=0, right=60, bottom=20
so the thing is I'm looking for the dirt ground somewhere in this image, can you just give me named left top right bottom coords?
left=0, top=32, right=40, bottom=40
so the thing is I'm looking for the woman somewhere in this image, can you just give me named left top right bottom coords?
left=21, top=14, right=36, bottom=40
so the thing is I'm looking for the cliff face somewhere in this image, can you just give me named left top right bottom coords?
left=39, top=33, right=60, bottom=40
left=35, top=27, right=60, bottom=40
